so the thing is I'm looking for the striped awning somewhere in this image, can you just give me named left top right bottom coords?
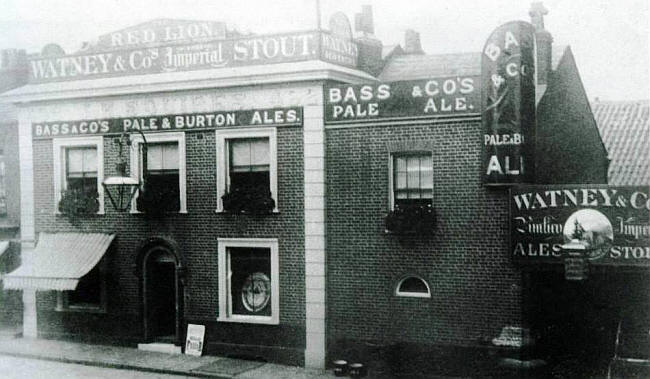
left=0, top=241, right=8, bottom=257
left=2, top=233, right=114, bottom=291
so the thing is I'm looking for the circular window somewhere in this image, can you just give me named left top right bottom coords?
left=241, top=272, right=271, bottom=312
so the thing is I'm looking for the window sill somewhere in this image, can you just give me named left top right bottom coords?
left=217, top=315, right=279, bottom=325
left=215, top=209, right=280, bottom=215
left=55, top=304, right=107, bottom=314
left=54, top=211, right=105, bottom=216
left=395, top=293, right=431, bottom=298
left=129, top=210, right=188, bottom=215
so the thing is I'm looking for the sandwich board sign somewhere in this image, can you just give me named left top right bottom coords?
left=185, top=324, right=206, bottom=356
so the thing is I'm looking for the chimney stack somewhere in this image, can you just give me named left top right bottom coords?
left=529, top=2, right=553, bottom=86
left=354, top=5, right=375, bottom=35
left=404, top=29, right=424, bottom=54
left=354, top=5, right=383, bottom=75
left=0, top=49, right=29, bottom=90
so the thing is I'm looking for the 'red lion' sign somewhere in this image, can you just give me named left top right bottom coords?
left=481, top=21, right=536, bottom=185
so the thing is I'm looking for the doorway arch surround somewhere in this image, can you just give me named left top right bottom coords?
left=135, top=236, right=186, bottom=344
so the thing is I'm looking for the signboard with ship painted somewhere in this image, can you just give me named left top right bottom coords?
left=510, top=185, right=650, bottom=267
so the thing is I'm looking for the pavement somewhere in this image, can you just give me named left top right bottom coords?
left=0, top=335, right=336, bottom=379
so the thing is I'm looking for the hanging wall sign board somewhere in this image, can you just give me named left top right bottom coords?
left=31, top=107, right=303, bottom=139
left=510, top=185, right=650, bottom=267
left=324, top=76, right=481, bottom=124
left=185, top=324, right=205, bottom=356
left=481, top=21, right=536, bottom=185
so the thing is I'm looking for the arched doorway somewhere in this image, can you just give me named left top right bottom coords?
left=140, top=243, right=184, bottom=344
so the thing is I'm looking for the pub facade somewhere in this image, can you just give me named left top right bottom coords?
left=1, top=4, right=647, bottom=377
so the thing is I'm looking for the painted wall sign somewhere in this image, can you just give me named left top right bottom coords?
left=31, top=107, right=303, bottom=139
left=510, top=185, right=650, bottom=267
left=324, top=76, right=480, bottom=124
left=80, top=19, right=228, bottom=52
left=481, top=21, right=536, bottom=185
left=29, top=31, right=357, bottom=83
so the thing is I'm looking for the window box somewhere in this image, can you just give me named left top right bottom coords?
left=385, top=203, right=436, bottom=235
left=53, top=137, right=105, bottom=215
left=136, top=186, right=181, bottom=216
left=221, top=186, right=275, bottom=215
left=216, top=128, right=278, bottom=213
left=130, top=132, right=186, bottom=214
left=58, top=188, right=100, bottom=221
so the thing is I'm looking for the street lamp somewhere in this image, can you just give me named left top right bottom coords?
left=102, top=131, right=148, bottom=212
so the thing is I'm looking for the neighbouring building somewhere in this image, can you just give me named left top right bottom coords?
left=0, top=48, right=28, bottom=330
left=593, top=99, right=650, bottom=186
left=0, top=4, right=646, bottom=378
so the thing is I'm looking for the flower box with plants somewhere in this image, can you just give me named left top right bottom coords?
left=58, top=188, right=99, bottom=221
left=136, top=186, right=180, bottom=216
left=221, top=186, right=275, bottom=215
left=384, top=202, right=436, bottom=235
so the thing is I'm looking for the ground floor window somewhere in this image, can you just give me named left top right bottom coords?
left=56, top=261, right=106, bottom=312
left=217, top=238, right=279, bottom=324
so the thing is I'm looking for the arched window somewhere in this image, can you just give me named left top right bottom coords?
left=395, top=276, right=431, bottom=298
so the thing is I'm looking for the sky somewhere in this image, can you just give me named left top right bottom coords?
left=0, top=0, right=648, bottom=100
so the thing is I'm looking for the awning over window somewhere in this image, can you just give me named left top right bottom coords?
left=2, top=233, right=114, bottom=291
left=0, top=241, right=9, bottom=257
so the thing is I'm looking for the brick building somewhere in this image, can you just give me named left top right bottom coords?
left=0, top=48, right=29, bottom=329
left=0, top=4, right=645, bottom=377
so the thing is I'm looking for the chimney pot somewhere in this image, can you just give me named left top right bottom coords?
left=529, top=2, right=549, bottom=30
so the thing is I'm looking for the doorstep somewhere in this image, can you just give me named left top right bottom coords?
left=137, top=342, right=182, bottom=354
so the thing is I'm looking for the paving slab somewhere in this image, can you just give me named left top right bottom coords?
left=0, top=337, right=336, bottom=378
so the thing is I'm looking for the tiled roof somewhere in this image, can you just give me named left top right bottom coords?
left=592, top=100, right=650, bottom=185
left=379, top=45, right=567, bottom=82
left=379, top=52, right=481, bottom=81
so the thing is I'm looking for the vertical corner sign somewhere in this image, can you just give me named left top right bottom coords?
left=481, top=21, right=536, bottom=185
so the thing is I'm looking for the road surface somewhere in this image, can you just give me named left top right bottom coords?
left=0, top=355, right=195, bottom=378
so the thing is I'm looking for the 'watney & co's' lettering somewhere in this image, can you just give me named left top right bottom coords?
left=33, top=108, right=302, bottom=139
left=29, top=31, right=356, bottom=83
left=512, top=188, right=650, bottom=210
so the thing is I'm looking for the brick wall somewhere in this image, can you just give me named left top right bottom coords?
left=325, top=121, right=522, bottom=350
left=26, top=83, right=315, bottom=365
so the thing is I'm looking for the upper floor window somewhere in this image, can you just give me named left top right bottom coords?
left=216, top=128, right=277, bottom=213
left=229, top=138, right=270, bottom=193
left=65, top=147, right=98, bottom=196
left=53, top=137, right=104, bottom=214
left=138, top=142, right=180, bottom=212
left=130, top=132, right=186, bottom=214
left=391, top=153, right=433, bottom=209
